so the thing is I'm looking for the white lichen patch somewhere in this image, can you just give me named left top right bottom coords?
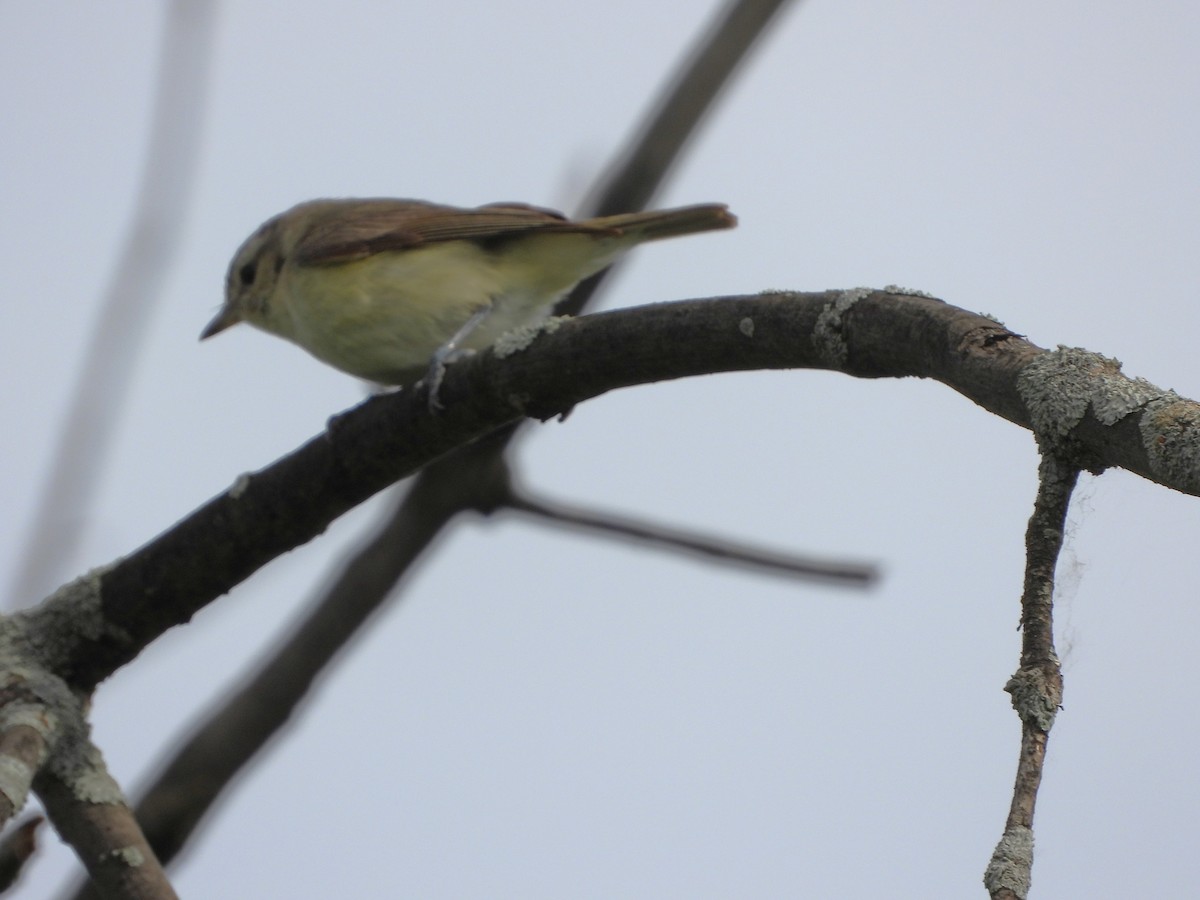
left=1017, top=346, right=1165, bottom=449
left=883, top=283, right=935, bottom=299
left=738, top=317, right=755, bottom=338
left=18, top=564, right=116, bottom=658
left=812, top=288, right=872, bottom=367
left=60, top=742, right=125, bottom=806
left=229, top=473, right=252, bottom=499
left=109, top=846, right=145, bottom=867
left=1140, top=394, right=1200, bottom=493
left=493, top=315, right=570, bottom=359
left=1005, top=667, right=1060, bottom=732
left=983, top=825, right=1033, bottom=898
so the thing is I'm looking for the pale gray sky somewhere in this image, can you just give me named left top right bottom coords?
left=2, top=2, right=1199, bottom=897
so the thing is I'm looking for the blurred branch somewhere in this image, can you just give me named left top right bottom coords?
left=984, top=453, right=1075, bottom=900
left=103, top=0, right=794, bottom=868
left=506, top=488, right=878, bottom=586
left=7, top=0, right=218, bottom=609
left=0, top=816, right=43, bottom=894
left=92, top=436, right=511, bottom=875
left=569, top=0, right=795, bottom=313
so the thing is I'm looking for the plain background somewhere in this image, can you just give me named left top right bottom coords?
left=2, top=2, right=1199, bottom=896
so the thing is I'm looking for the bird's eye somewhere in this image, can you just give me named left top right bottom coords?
left=238, top=261, right=257, bottom=286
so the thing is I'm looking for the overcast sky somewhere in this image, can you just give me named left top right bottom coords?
left=3, top=2, right=1199, bottom=897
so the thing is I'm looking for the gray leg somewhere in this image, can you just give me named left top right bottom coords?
left=420, top=301, right=493, bottom=411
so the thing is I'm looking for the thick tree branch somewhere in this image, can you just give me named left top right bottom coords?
left=22, top=290, right=1199, bottom=694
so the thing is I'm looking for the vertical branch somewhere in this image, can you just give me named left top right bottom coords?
left=984, top=453, right=1077, bottom=900
left=8, top=0, right=218, bottom=608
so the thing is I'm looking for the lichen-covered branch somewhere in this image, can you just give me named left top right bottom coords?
left=983, top=454, right=1077, bottom=899
left=20, top=289, right=1200, bottom=695
left=37, top=744, right=176, bottom=900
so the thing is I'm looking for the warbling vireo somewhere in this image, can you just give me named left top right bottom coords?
left=201, top=198, right=736, bottom=397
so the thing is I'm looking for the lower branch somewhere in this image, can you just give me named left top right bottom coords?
left=37, top=744, right=176, bottom=900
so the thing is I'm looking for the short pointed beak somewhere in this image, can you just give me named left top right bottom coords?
left=200, top=305, right=241, bottom=340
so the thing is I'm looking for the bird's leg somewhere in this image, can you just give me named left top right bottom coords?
left=420, top=300, right=494, bottom=411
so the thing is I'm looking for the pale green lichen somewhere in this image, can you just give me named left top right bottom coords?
left=812, top=288, right=871, bottom=368
left=882, top=283, right=934, bottom=299
left=1140, top=395, right=1200, bottom=493
left=109, top=846, right=145, bottom=867
left=17, top=564, right=125, bottom=672
left=983, top=825, right=1033, bottom=898
left=1017, top=347, right=1165, bottom=451
left=493, top=315, right=570, bottom=359
left=229, top=473, right=252, bottom=499
left=1005, top=667, right=1061, bottom=732
left=738, top=317, right=755, bottom=338
left=58, top=742, right=125, bottom=806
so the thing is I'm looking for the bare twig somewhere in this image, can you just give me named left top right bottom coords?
left=8, top=0, right=218, bottom=609
left=983, top=453, right=1077, bottom=900
left=506, top=489, right=877, bottom=586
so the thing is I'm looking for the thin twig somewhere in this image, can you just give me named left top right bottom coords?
left=983, top=453, right=1077, bottom=900
left=7, top=0, right=218, bottom=609
left=507, top=490, right=877, bottom=586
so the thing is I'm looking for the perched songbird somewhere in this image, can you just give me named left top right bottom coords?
left=201, top=198, right=736, bottom=400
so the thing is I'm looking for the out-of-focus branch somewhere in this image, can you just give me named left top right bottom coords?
left=506, top=489, right=878, bottom=586
left=92, top=436, right=512, bottom=877
left=8, top=0, right=218, bottom=609
left=0, top=816, right=43, bottom=893
left=984, top=454, right=1076, bottom=900
left=568, top=0, right=796, bottom=313
left=584, top=0, right=794, bottom=215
